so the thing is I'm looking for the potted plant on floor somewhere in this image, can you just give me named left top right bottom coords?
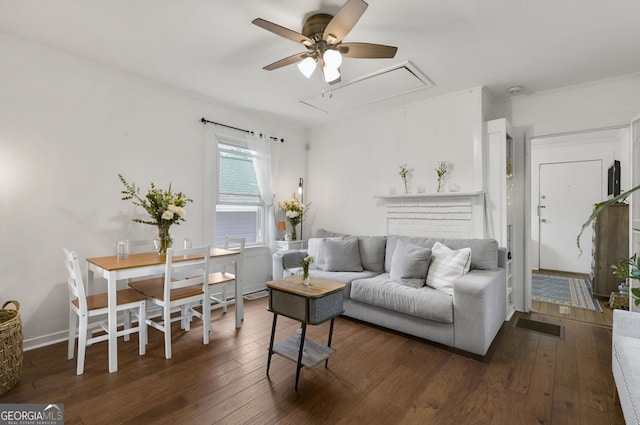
left=612, top=254, right=640, bottom=307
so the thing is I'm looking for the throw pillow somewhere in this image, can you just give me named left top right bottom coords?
left=358, top=236, right=386, bottom=273
left=323, top=238, right=363, bottom=272
left=389, top=240, right=431, bottom=288
left=426, top=241, right=471, bottom=295
left=307, top=237, right=341, bottom=270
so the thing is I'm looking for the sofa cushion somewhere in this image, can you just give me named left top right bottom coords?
left=314, top=228, right=349, bottom=238
left=281, top=250, right=306, bottom=270
left=324, top=238, right=363, bottom=272
left=351, top=274, right=453, bottom=323
left=389, top=240, right=431, bottom=288
left=426, top=241, right=471, bottom=295
left=307, top=237, right=341, bottom=270
left=358, top=236, right=386, bottom=273
left=440, top=238, right=499, bottom=271
left=385, top=235, right=499, bottom=272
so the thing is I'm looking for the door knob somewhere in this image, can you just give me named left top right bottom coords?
left=541, top=219, right=547, bottom=223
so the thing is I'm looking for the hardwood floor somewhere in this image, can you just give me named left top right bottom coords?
left=1, top=298, right=624, bottom=425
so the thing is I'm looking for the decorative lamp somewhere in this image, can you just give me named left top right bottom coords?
left=278, top=221, right=286, bottom=240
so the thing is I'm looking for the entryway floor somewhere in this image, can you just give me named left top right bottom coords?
left=531, top=269, right=613, bottom=327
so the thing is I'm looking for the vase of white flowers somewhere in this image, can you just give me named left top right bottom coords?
left=279, top=194, right=310, bottom=241
left=119, top=174, right=192, bottom=254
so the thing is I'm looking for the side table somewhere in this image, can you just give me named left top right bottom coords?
left=275, top=240, right=306, bottom=251
left=266, top=276, right=345, bottom=390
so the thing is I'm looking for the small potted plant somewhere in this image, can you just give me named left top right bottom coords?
left=435, top=161, right=448, bottom=192
left=399, top=164, right=410, bottom=194
left=611, top=253, right=640, bottom=307
left=301, top=255, right=314, bottom=286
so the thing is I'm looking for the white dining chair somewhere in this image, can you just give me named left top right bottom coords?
left=209, top=237, right=245, bottom=313
left=128, top=245, right=211, bottom=360
left=64, top=248, right=147, bottom=375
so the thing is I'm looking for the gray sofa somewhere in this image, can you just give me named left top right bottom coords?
left=612, top=309, right=640, bottom=425
left=272, top=229, right=507, bottom=356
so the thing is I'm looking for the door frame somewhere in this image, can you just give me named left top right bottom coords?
left=523, top=125, right=630, bottom=312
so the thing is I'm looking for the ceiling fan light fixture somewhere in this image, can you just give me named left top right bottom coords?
left=323, top=66, right=340, bottom=83
left=323, top=48, right=342, bottom=69
left=298, top=57, right=317, bottom=78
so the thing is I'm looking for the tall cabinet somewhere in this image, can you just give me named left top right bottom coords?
left=591, top=204, right=629, bottom=296
left=487, top=119, right=522, bottom=320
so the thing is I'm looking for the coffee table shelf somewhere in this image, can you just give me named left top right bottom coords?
left=272, top=329, right=336, bottom=368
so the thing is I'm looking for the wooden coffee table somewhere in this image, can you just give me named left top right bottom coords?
left=265, top=276, right=345, bottom=390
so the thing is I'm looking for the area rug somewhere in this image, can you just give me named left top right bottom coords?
left=532, top=273, right=602, bottom=312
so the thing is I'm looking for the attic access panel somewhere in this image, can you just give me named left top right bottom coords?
left=300, top=62, right=433, bottom=114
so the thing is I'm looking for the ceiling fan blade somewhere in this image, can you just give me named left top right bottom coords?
left=252, top=18, right=313, bottom=46
left=338, top=42, right=397, bottom=58
left=263, top=52, right=309, bottom=71
left=323, top=0, right=368, bottom=44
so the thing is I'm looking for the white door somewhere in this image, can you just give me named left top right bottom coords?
left=538, top=160, right=602, bottom=273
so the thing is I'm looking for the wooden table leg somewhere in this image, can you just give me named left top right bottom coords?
left=295, top=323, right=307, bottom=391
left=266, top=313, right=278, bottom=377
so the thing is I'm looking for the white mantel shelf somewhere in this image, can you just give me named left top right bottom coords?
left=374, top=191, right=484, bottom=200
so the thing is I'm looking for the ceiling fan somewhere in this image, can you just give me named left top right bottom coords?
left=252, top=0, right=397, bottom=85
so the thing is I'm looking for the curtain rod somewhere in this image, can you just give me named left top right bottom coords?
left=200, top=117, right=284, bottom=143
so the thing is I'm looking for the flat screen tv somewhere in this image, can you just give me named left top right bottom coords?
left=607, top=160, right=621, bottom=197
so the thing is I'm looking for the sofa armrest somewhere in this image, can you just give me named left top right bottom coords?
left=272, top=249, right=308, bottom=280
left=452, top=268, right=506, bottom=355
left=613, top=309, right=640, bottom=340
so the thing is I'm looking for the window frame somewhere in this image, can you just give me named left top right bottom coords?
left=213, top=137, right=266, bottom=247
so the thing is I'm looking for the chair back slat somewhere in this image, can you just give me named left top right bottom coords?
left=222, top=237, right=245, bottom=275
left=63, top=248, right=88, bottom=311
left=164, top=246, right=210, bottom=295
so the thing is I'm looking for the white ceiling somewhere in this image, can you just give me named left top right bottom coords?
left=1, top=0, right=639, bottom=127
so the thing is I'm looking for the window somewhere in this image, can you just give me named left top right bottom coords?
left=216, top=141, right=264, bottom=246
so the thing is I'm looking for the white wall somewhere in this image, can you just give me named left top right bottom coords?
left=304, top=87, right=484, bottom=236
left=509, top=73, right=640, bottom=137
left=0, top=34, right=308, bottom=349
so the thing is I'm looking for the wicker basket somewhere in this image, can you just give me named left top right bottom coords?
left=0, top=300, right=23, bottom=396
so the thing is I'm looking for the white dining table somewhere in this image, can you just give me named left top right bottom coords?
left=86, top=247, right=242, bottom=373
